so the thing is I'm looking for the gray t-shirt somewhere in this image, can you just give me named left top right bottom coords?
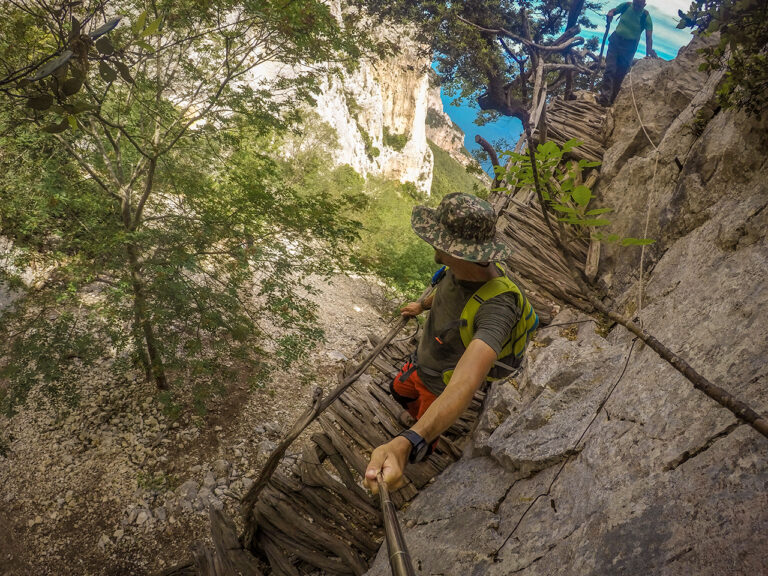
left=416, top=267, right=521, bottom=396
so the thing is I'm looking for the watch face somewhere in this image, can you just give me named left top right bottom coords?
left=412, top=440, right=429, bottom=462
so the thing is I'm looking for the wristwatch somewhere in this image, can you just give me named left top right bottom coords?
left=398, top=429, right=429, bottom=463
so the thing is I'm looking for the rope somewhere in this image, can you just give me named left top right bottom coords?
left=628, top=64, right=660, bottom=317
left=492, top=337, right=638, bottom=559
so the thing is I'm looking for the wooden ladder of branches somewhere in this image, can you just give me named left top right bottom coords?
left=487, top=94, right=609, bottom=315
left=161, top=333, right=487, bottom=576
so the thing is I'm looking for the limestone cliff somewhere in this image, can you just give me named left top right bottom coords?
left=313, top=35, right=468, bottom=193
left=366, top=38, right=768, bottom=575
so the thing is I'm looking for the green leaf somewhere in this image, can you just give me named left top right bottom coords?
left=620, top=237, right=656, bottom=246
left=132, top=11, right=148, bottom=35
left=67, top=116, right=78, bottom=131
left=141, top=17, right=162, bottom=38
left=578, top=159, right=601, bottom=168
left=585, top=207, right=613, bottom=215
left=42, top=119, right=69, bottom=133
left=62, top=101, right=97, bottom=114
left=572, top=185, right=592, bottom=206
left=562, top=217, right=611, bottom=226
left=114, top=61, right=134, bottom=84
left=27, top=94, right=54, bottom=110
left=95, top=37, right=114, bottom=55
left=538, top=141, right=561, bottom=158
left=62, top=75, right=85, bottom=96
left=99, top=61, right=117, bottom=82
left=551, top=203, right=576, bottom=213
left=561, top=138, right=583, bottom=152
left=135, top=39, right=154, bottom=52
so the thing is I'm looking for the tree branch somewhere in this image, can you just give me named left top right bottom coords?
left=520, top=122, right=768, bottom=441
left=458, top=15, right=584, bottom=53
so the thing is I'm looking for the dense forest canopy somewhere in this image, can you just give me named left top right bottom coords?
left=0, top=0, right=385, bottom=412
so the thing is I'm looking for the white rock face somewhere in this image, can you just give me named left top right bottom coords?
left=313, top=36, right=466, bottom=193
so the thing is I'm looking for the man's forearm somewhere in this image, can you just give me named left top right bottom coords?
left=411, top=339, right=496, bottom=442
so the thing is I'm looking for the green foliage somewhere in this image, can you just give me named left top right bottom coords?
left=354, top=178, right=437, bottom=298
left=428, top=140, right=487, bottom=199
left=382, top=126, right=409, bottom=152
left=357, top=124, right=380, bottom=159
left=680, top=0, right=768, bottom=117
left=0, top=1, right=377, bottom=413
left=496, top=139, right=654, bottom=246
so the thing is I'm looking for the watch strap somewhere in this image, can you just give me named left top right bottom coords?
left=398, top=429, right=428, bottom=463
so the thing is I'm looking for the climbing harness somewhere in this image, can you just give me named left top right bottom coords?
left=377, top=472, right=417, bottom=576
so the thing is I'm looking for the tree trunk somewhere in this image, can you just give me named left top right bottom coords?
left=127, top=242, right=168, bottom=390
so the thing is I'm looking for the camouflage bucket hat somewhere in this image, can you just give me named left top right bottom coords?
left=411, top=193, right=513, bottom=262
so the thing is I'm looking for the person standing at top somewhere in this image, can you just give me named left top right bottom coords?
left=597, top=0, right=658, bottom=106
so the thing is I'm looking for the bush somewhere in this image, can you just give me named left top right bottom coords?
left=428, top=139, right=487, bottom=198
left=383, top=126, right=409, bottom=151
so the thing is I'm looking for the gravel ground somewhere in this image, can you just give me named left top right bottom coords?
left=0, top=273, right=395, bottom=576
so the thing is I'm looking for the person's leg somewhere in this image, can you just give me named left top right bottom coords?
left=598, top=39, right=619, bottom=105
left=390, top=360, right=422, bottom=420
left=413, top=380, right=438, bottom=420
left=609, top=39, right=636, bottom=104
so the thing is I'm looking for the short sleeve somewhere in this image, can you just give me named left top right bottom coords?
left=472, top=292, right=521, bottom=356
left=615, top=3, right=630, bottom=15
left=644, top=11, right=653, bottom=31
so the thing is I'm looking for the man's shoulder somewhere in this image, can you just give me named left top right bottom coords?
left=643, top=9, right=652, bottom=24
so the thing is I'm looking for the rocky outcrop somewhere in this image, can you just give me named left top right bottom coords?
left=366, top=38, right=768, bottom=575
left=313, top=33, right=470, bottom=193
left=425, top=71, right=472, bottom=167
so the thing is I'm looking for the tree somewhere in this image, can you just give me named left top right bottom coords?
left=0, top=0, right=377, bottom=411
left=356, top=0, right=601, bottom=126
left=679, top=0, right=768, bottom=117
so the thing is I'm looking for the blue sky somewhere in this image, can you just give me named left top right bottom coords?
left=439, top=1, right=695, bottom=170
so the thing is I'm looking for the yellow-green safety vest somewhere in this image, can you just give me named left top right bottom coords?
left=437, top=263, right=539, bottom=386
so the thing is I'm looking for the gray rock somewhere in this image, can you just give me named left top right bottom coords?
left=202, top=471, right=216, bottom=489
left=97, top=534, right=111, bottom=551
left=176, top=479, right=198, bottom=500
left=208, top=495, right=224, bottom=511
left=212, top=459, right=230, bottom=477
left=259, top=440, right=277, bottom=457
left=153, top=507, right=167, bottom=522
left=135, top=509, right=151, bottom=525
left=264, top=421, right=282, bottom=435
